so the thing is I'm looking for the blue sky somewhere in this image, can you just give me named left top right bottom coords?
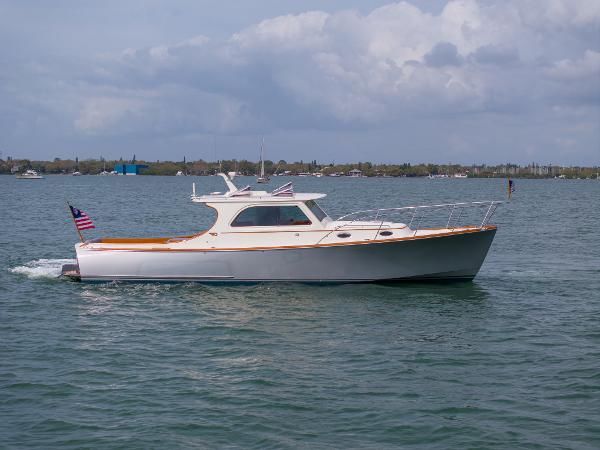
left=1, top=0, right=599, bottom=164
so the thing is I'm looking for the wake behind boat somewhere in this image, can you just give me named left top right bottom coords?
left=63, top=174, right=501, bottom=283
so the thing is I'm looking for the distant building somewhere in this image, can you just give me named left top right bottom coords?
left=348, top=168, right=363, bottom=177
left=114, top=164, right=148, bottom=175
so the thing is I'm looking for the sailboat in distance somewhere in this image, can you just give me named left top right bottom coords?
left=257, top=137, right=269, bottom=184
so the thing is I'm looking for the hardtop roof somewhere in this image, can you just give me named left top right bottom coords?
left=190, top=174, right=326, bottom=204
left=192, top=192, right=326, bottom=204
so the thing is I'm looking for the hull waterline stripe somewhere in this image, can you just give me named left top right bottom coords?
left=79, top=275, right=476, bottom=283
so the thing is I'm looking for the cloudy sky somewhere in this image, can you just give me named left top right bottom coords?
left=1, top=0, right=599, bottom=164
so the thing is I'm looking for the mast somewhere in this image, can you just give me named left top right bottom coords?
left=260, top=137, right=265, bottom=178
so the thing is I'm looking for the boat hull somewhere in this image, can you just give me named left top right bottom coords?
left=74, top=228, right=496, bottom=283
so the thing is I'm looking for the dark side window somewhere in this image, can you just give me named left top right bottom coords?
left=231, top=206, right=312, bottom=227
left=305, top=200, right=328, bottom=222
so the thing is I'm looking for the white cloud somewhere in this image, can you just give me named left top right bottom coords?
left=546, top=50, right=600, bottom=80
left=231, top=11, right=328, bottom=52
left=93, top=0, right=596, bottom=130
left=516, top=0, right=600, bottom=28
left=75, top=97, right=144, bottom=132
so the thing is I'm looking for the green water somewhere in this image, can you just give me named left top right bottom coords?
left=1, top=175, right=599, bottom=448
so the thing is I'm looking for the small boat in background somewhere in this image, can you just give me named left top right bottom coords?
left=98, top=160, right=112, bottom=175
left=257, top=138, right=269, bottom=184
left=72, top=171, right=82, bottom=176
left=176, top=171, right=185, bottom=176
left=15, top=169, right=44, bottom=179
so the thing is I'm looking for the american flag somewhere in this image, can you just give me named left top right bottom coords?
left=272, top=182, right=293, bottom=197
left=69, top=205, right=95, bottom=230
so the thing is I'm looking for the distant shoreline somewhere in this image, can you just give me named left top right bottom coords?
left=2, top=158, right=598, bottom=180
left=2, top=172, right=598, bottom=180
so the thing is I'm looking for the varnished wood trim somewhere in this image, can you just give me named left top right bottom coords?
left=86, top=226, right=496, bottom=253
left=97, top=236, right=194, bottom=244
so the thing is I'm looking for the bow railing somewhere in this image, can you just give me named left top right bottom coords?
left=335, top=201, right=502, bottom=238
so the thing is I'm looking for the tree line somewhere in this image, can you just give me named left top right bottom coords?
left=1, top=157, right=598, bottom=179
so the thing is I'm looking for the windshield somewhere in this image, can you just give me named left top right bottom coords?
left=231, top=206, right=312, bottom=227
left=305, top=200, right=328, bottom=222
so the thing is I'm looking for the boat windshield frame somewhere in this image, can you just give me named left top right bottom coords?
left=304, top=200, right=328, bottom=222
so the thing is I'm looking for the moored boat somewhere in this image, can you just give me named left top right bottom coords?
left=63, top=174, right=501, bottom=283
left=256, top=139, right=269, bottom=184
left=16, top=170, right=44, bottom=179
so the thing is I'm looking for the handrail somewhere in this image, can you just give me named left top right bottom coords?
left=335, top=201, right=502, bottom=232
left=337, top=201, right=501, bottom=220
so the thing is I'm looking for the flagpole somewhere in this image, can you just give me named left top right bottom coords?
left=66, top=201, right=84, bottom=243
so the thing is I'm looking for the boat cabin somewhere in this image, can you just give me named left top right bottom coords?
left=191, top=175, right=332, bottom=233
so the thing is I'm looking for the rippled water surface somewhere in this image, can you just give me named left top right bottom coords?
left=1, top=175, right=599, bottom=449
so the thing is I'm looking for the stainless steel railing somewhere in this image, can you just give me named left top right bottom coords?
left=334, top=201, right=502, bottom=238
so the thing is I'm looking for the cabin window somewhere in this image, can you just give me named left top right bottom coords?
left=231, top=206, right=312, bottom=227
left=304, top=200, right=328, bottom=222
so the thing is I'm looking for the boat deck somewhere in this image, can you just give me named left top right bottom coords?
left=87, top=235, right=196, bottom=244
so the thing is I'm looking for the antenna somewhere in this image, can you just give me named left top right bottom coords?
left=259, top=136, right=266, bottom=179
left=213, top=136, right=219, bottom=175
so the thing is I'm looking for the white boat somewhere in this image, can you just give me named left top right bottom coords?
left=98, top=160, right=112, bottom=175
left=15, top=169, right=44, bottom=179
left=454, top=173, right=468, bottom=178
left=176, top=171, right=185, bottom=176
left=72, top=171, right=82, bottom=176
left=428, top=174, right=449, bottom=179
left=257, top=139, right=269, bottom=184
left=62, top=174, right=501, bottom=283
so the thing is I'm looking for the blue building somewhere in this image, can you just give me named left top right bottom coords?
left=114, top=164, right=148, bottom=175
